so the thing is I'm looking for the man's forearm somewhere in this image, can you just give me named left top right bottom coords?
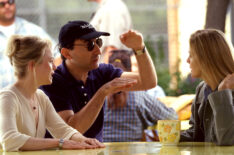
left=135, top=48, right=157, bottom=89
left=67, top=89, right=107, bottom=134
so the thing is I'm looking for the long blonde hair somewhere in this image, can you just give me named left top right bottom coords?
left=189, top=29, right=234, bottom=86
left=5, top=35, right=51, bottom=78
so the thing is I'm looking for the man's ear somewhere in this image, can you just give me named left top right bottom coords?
left=61, top=48, right=72, bottom=59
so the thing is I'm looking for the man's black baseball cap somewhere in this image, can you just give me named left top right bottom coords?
left=58, top=20, right=110, bottom=48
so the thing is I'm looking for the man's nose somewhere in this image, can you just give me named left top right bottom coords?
left=93, top=44, right=101, bottom=54
left=4, top=2, right=12, bottom=8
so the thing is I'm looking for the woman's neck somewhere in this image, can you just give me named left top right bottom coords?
left=14, top=78, right=37, bottom=100
left=203, top=78, right=218, bottom=91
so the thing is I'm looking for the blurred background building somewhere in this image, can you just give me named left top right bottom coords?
left=15, top=0, right=234, bottom=95
left=16, top=0, right=168, bottom=62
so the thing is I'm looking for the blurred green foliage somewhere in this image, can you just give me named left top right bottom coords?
left=145, top=37, right=201, bottom=96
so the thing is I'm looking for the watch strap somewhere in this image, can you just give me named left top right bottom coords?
left=58, top=139, right=64, bottom=149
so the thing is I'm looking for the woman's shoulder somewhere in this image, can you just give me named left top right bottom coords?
left=0, top=86, right=20, bottom=109
left=0, top=86, right=19, bottom=98
left=193, top=81, right=207, bottom=102
left=195, top=81, right=207, bottom=93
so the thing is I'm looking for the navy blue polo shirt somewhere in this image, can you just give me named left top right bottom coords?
left=40, top=61, right=122, bottom=142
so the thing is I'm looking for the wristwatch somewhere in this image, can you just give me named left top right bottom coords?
left=58, top=139, right=64, bottom=149
left=133, top=46, right=146, bottom=56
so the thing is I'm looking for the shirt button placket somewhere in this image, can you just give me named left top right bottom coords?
left=81, top=85, right=87, bottom=104
left=83, top=90, right=87, bottom=104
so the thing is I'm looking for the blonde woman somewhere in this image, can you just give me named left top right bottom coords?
left=180, top=29, right=234, bottom=145
left=0, top=35, right=104, bottom=151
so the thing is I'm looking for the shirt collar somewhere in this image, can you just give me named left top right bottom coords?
left=204, top=84, right=218, bottom=101
left=58, top=61, right=83, bottom=85
left=14, top=17, right=24, bottom=33
left=100, top=0, right=108, bottom=5
left=58, top=61, right=98, bottom=85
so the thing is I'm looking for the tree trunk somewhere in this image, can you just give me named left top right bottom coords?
left=205, top=0, right=230, bottom=32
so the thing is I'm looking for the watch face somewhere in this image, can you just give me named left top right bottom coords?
left=135, top=46, right=145, bottom=55
left=136, top=50, right=143, bottom=55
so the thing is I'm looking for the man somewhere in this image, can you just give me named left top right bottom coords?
left=40, top=20, right=157, bottom=142
left=88, top=0, right=132, bottom=61
left=0, top=0, right=55, bottom=88
left=103, top=49, right=178, bottom=142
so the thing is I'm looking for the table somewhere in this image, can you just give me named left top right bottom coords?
left=1, top=142, right=233, bottom=155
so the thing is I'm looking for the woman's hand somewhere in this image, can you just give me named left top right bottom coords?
left=81, top=137, right=105, bottom=148
left=218, top=73, right=234, bottom=91
left=70, top=133, right=105, bottom=149
left=62, top=139, right=96, bottom=149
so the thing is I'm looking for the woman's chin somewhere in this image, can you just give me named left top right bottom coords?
left=190, top=74, right=196, bottom=78
left=190, top=73, right=199, bottom=79
left=42, top=79, right=52, bottom=86
left=48, top=79, right=53, bottom=85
